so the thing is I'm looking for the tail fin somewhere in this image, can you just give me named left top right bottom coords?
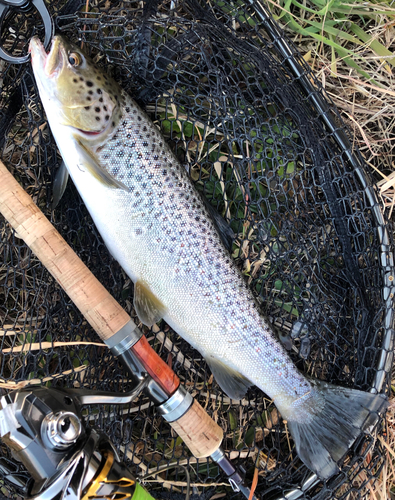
left=286, top=381, right=387, bottom=479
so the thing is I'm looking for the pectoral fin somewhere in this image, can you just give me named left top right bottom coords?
left=75, top=138, right=128, bottom=190
left=52, top=160, right=69, bottom=209
left=206, top=357, right=252, bottom=401
left=134, top=281, right=167, bottom=327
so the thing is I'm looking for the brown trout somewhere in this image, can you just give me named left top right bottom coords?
left=30, top=35, right=387, bottom=479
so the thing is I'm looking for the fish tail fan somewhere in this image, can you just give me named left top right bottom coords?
left=286, top=381, right=388, bottom=480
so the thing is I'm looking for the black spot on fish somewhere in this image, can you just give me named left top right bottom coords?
left=96, top=117, right=100, bottom=121
left=86, top=81, right=94, bottom=87
left=97, top=88, right=102, bottom=94
left=97, top=76, right=102, bottom=81
left=95, top=107, right=100, bottom=113
left=125, top=106, right=130, bottom=112
left=87, top=97, right=91, bottom=101
left=84, top=106, right=90, bottom=110
left=88, top=90, right=93, bottom=95
left=99, top=97, right=103, bottom=103
left=112, top=121, right=115, bottom=127
left=103, top=106, right=107, bottom=112
left=105, top=115, right=110, bottom=121
left=79, top=77, right=84, bottom=81
left=73, top=78, right=78, bottom=83
left=143, top=142, right=148, bottom=147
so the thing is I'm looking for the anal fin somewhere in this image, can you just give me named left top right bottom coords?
left=206, top=357, right=252, bottom=401
left=134, top=281, right=167, bottom=327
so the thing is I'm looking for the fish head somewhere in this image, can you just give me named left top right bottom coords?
left=29, top=35, right=121, bottom=137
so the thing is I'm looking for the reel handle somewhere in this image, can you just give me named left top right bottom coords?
left=0, top=159, right=223, bottom=460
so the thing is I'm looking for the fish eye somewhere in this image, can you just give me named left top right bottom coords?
left=68, top=52, right=82, bottom=67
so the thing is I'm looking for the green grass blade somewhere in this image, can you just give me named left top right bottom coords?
left=349, top=23, right=395, bottom=68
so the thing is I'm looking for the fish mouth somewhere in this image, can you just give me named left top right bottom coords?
left=29, top=35, right=64, bottom=78
left=76, top=114, right=113, bottom=138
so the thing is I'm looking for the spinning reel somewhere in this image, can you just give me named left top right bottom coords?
left=0, top=386, right=156, bottom=500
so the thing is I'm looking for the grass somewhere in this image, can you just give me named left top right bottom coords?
left=268, top=0, right=395, bottom=81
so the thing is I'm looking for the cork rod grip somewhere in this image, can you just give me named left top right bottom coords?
left=0, top=160, right=129, bottom=342
left=169, top=400, right=223, bottom=458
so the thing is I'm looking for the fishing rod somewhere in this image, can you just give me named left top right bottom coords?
left=0, top=158, right=257, bottom=500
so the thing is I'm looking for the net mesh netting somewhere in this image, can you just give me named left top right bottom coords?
left=0, top=0, right=394, bottom=498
